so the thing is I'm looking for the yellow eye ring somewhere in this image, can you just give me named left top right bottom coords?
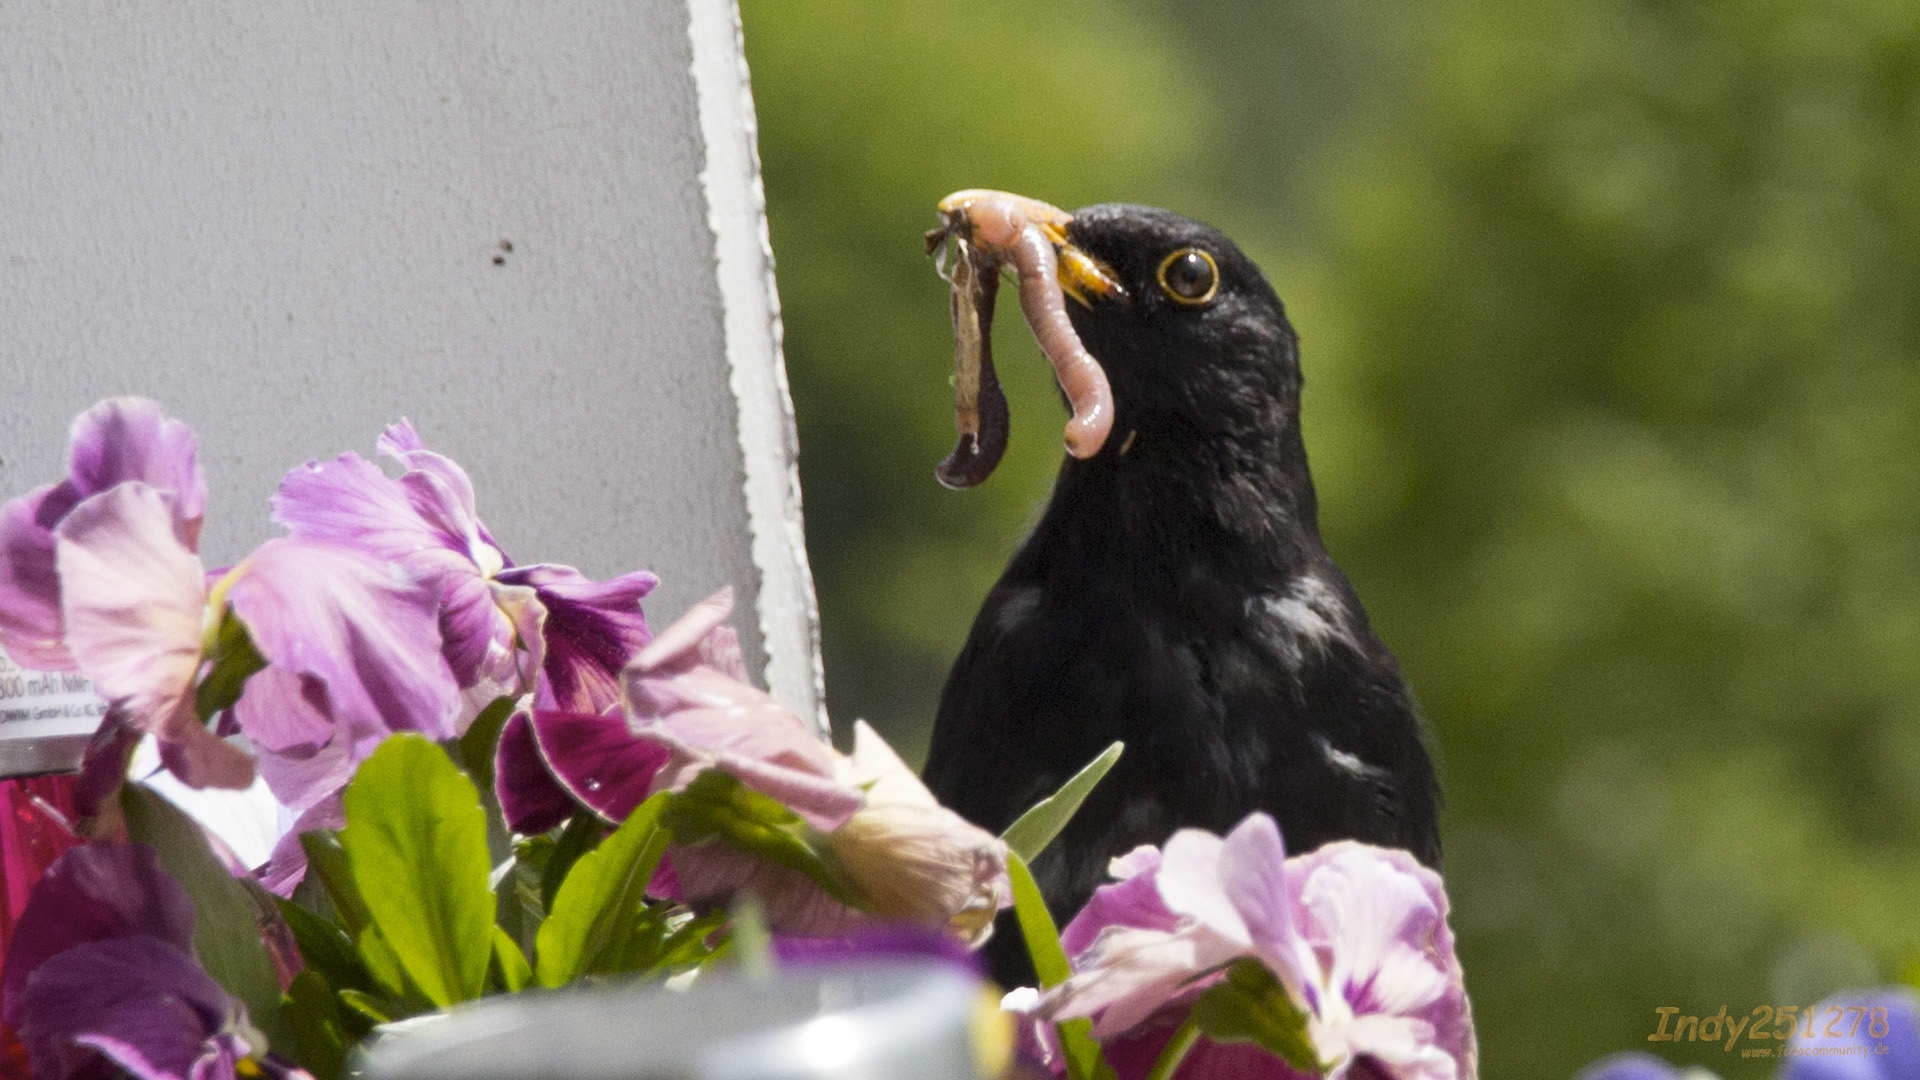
left=1156, top=248, right=1219, bottom=305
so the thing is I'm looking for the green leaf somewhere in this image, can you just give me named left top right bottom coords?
left=458, top=695, right=516, bottom=791
left=660, top=769, right=863, bottom=907
left=339, top=735, right=494, bottom=1007
left=337, top=988, right=395, bottom=1026
left=284, top=969, right=349, bottom=1080
left=1007, top=852, right=1071, bottom=987
left=542, top=813, right=607, bottom=911
left=193, top=609, right=268, bottom=721
left=491, top=926, right=532, bottom=992
left=534, top=793, right=671, bottom=987
left=300, top=830, right=369, bottom=938
left=1001, top=741, right=1123, bottom=863
left=1190, top=959, right=1324, bottom=1075
left=276, top=897, right=372, bottom=994
left=355, top=923, right=414, bottom=1005
left=1007, top=853, right=1112, bottom=1080
left=497, top=836, right=552, bottom=958
left=650, top=908, right=729, bottom=972
left=121, top=785, right=294, bottom=1054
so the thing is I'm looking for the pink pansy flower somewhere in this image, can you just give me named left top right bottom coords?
left=1042, top=814, right=1476, bottom=1080
left=492, top=589, right=1011, bottom=945
left=272, top=420, right=657, bottom=719
left=0, top=399, right=204, bottom=671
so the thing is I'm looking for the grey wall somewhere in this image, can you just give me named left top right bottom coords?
left=0, top=0, right=823, bottom=755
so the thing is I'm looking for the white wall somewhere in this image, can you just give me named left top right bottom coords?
left=0, top=0, right=824, bottom=768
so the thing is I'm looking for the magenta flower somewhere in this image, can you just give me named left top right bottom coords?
left=1, top=844, right=275, bottom=1080
left=629, top=590, right=1009, bottom=944
left=0, top=399, right=204, bottom=671
left=272, top=420, right=657, bottom=717
left=1042, top=814, right=1476, bottom=1080
left=0, top=401, right=465, bottom=806
left=490, top=589, right=1010, bottom=945
left=492, top=588, right=815, bottom=835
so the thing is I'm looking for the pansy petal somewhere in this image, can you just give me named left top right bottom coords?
left=630, top=588, right=734, bottom=676
left=1289, top=842, right=1474, bottom=1079
left=226, top=539, right=462, bottom=745
left=271, top=452, right=450, bottom=563
left=438, top=566, right=519, bottom=691
left=0, top=400, right=204, bottom=671
left=377, top=420, right=483, bottom=537
left=1, top=843, right=196, bottom=1029
left=1110, top=845, right=1163, bottom=881
left=66, top=399, right=206, bottom=540
left=1219, top=814, right=1295, bottom=957
left=500, top=564, right=656, bottom=714
left=1572, top=1053, right=1687, bottom=1080
left=0, top=484, right=74, bottom=669
left=1060, top=866, right=1180, bottom=960
left=772, top=925, right=981, bottom=975
left=528, top=709, right=669, bottom=823
left=829, top=723, right=1008, bottom=942
left=257, top=796, right=347, bottom=898
left=1156, top=827, right=1249, bottom=947
left=154, top=724, right=256, bottom=791
left=1046, top=924, right=1230, bottom=1038
left=1101, top=1021, right=1309, bottom=1080
left=664, top=843, right=863, bottom=938
left=18, top=935, right=240, bottom=1080
left=640, top=702, right=860, bottom=832
left=55, top=484, right=205, bottom=746
left=1293, top=845, right=1451, bottom=1016
left=73, top=711, right=142, bottom=836
left=701, top=625, right=748, bottom=683
left=494, top=709, right=576, bottom=835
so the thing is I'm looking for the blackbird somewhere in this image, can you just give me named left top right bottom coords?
left=918, top=192, right=1441, bottom=986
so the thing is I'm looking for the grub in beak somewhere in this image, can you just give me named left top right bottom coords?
left=929, top=191, right=1118, bottom=481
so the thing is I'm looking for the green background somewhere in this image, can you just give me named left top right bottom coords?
left=738, top=1, right=1920, bottom=1076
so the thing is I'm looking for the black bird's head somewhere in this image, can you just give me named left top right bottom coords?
left=1058, top=203, right=1302, bottom=450
left=928, top=190, right=1314, bottom=526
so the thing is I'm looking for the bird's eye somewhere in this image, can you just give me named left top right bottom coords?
left=1156, top=248, right=1219, bottom=305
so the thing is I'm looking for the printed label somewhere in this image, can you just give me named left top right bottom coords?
left=0, top=651, right=108, bottom=741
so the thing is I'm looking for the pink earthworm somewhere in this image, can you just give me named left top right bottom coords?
left=999, top=218, right=1114, bottom=459
left=934, top=193, right=1117, bottom=471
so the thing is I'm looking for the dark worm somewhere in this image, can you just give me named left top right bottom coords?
left=934, top=235, right=1010, bottom=489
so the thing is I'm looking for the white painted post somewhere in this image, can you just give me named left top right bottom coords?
left=0, top=0, right=823, bottom=774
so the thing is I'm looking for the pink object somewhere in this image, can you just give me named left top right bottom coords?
left=0, top=774, right=80, bottom=969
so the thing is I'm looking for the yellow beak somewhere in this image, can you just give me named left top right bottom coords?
left=934, top=189, right=1126, bottom=306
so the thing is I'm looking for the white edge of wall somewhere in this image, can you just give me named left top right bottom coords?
left=686, top=0, right=829, bottom=737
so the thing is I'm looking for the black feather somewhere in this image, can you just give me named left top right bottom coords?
left=920, top=204, right=1441, bottom=987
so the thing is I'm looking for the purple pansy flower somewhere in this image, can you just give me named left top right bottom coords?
left=272, top=420, right=657, bottom=719
left=1570, top=1054, right=1695, bottom=1080
left=627, top=591, right=1009, bottom=944
left=1041, top=814, right=1476, bottom=1080
left=1781, top=988, right=1920, bottom=1080
left=1, top=844, right=278, bottom=1080
left=490, top=589, right=1010, bottom=945
left=0, top=399, right=204, bottom=672
left=0, top=402, right=465, bottom=812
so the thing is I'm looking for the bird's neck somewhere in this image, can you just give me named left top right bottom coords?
left=1031, top=417, right=1326, bottom=584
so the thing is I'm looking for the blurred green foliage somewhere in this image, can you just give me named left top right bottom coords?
left=740, top=1, right=1920, bottom=1077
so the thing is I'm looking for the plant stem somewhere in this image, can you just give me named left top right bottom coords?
left=1144, top=1015, right=1201, bottom=1080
